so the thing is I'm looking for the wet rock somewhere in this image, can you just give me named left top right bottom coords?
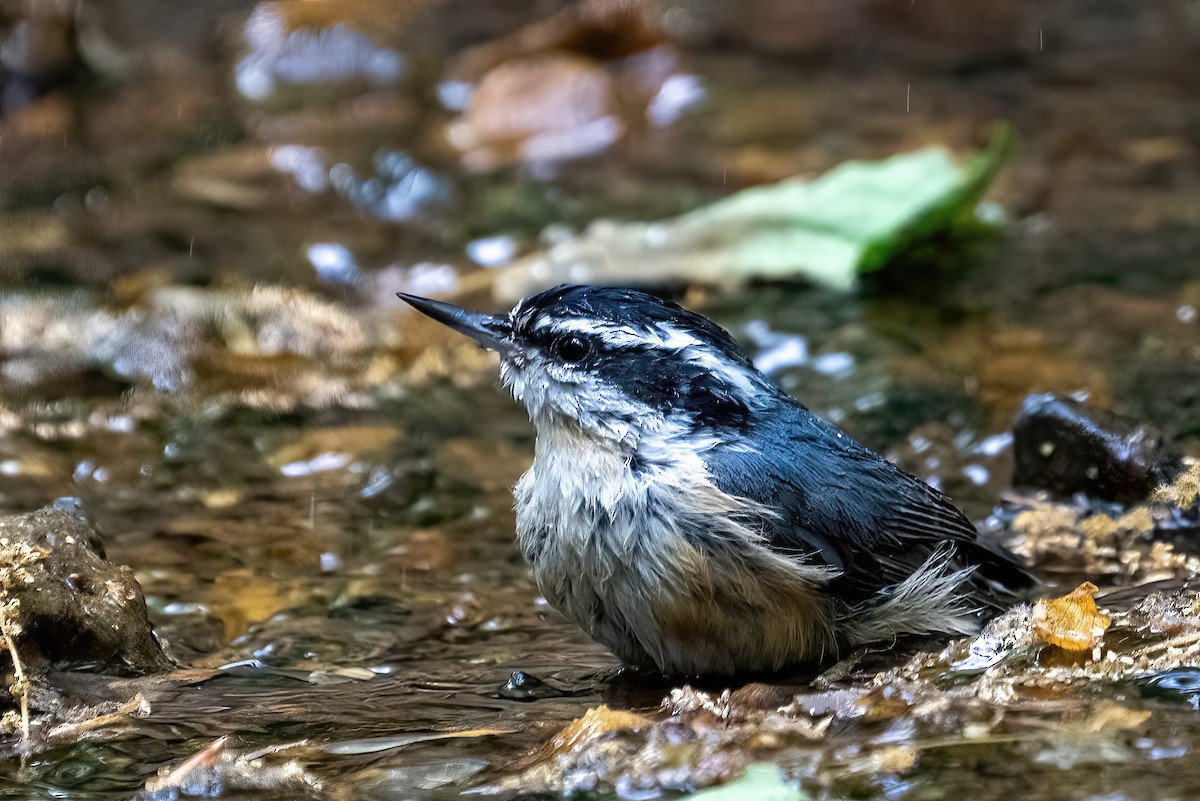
left=499, top=670, right=575, bottom=701
left=1012, top=393, right=1180, bottom=504
left=328, top=149, right=451, bottom=223
left=443, top=591, right=483, bottom=628
left=0, top=498, right=172, bottom=675
left=727, top=682, right=795, bottom=712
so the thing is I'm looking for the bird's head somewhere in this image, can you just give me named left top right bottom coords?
left=398, top=285, right=775, bottom=446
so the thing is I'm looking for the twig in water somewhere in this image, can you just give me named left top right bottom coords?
left=0, top=607, right=30, bottom=746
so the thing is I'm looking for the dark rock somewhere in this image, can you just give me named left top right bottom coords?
left=498, top=670, right=576, bottom=701
left=1012, top=393, right=1181, bottom=504
left=728, top=682, right=794, bottom=711
left=0, top=499, right=173, bottom=675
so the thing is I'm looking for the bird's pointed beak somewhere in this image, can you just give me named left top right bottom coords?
left=397, top=293, right=514, bottom=353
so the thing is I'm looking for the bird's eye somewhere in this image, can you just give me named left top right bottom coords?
left=551, top=335, right=591, bottom=363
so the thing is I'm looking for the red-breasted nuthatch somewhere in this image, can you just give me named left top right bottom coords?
left=399, top=285, right=1033, bottom=675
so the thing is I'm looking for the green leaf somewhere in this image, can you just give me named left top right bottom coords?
left=492, top=124, right=1014, bottom=301
left=682, top=763, right=808, bottom=801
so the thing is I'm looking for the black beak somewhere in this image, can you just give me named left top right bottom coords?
left=396, top=293, right=514, bottom=353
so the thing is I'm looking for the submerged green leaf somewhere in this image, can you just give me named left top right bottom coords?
left=493, top=124, right=1014, bottom=301
left=683, top=763, right=808, bottom=801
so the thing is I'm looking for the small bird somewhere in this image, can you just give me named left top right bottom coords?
left=399, top=285, right=1033, bottom=675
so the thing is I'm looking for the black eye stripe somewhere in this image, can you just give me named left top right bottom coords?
left=525, top=323, right=668, bottom=364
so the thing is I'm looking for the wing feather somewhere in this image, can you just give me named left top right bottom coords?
left=705, top=401, right=1033, bottom=612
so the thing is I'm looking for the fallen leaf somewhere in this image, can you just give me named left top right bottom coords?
left=491, top=124, right=1014, bottom=301
left=207, top=569, right=304, bottom=641
left=1032, top=582, right=1112, bottom=652
left=534, top=705, right=649, bottom=761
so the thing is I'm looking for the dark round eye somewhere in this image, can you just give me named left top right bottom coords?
left=551, top=335, right=591, bottom=363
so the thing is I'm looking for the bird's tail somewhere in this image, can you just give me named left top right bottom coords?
left=837, top=546, right=983, bottom=646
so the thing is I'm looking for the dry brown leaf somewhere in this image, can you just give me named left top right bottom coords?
left=534, top=706, right=649, bottom=761
left=207, top=569, right=303, bottom=641
left=1032, top=582, right=1112, bottom=651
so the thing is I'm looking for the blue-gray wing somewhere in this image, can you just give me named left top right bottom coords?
left=705, top=402, right=1032, bottom=610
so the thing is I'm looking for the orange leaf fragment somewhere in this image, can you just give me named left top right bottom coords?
left=538, top=705, right=649, bottom=760
left=1032, top=581, right=1112, bottom=651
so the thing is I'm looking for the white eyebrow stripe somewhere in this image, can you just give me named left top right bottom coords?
left=536, top=317, right=704, bottom=350
left=537, top=318, right=764, bottom=395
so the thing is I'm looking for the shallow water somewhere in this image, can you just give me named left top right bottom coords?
left=1, top=0, right=1199, bottom=798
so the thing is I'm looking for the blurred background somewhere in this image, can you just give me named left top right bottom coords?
left=1, top=0, right=1199, bottom=797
